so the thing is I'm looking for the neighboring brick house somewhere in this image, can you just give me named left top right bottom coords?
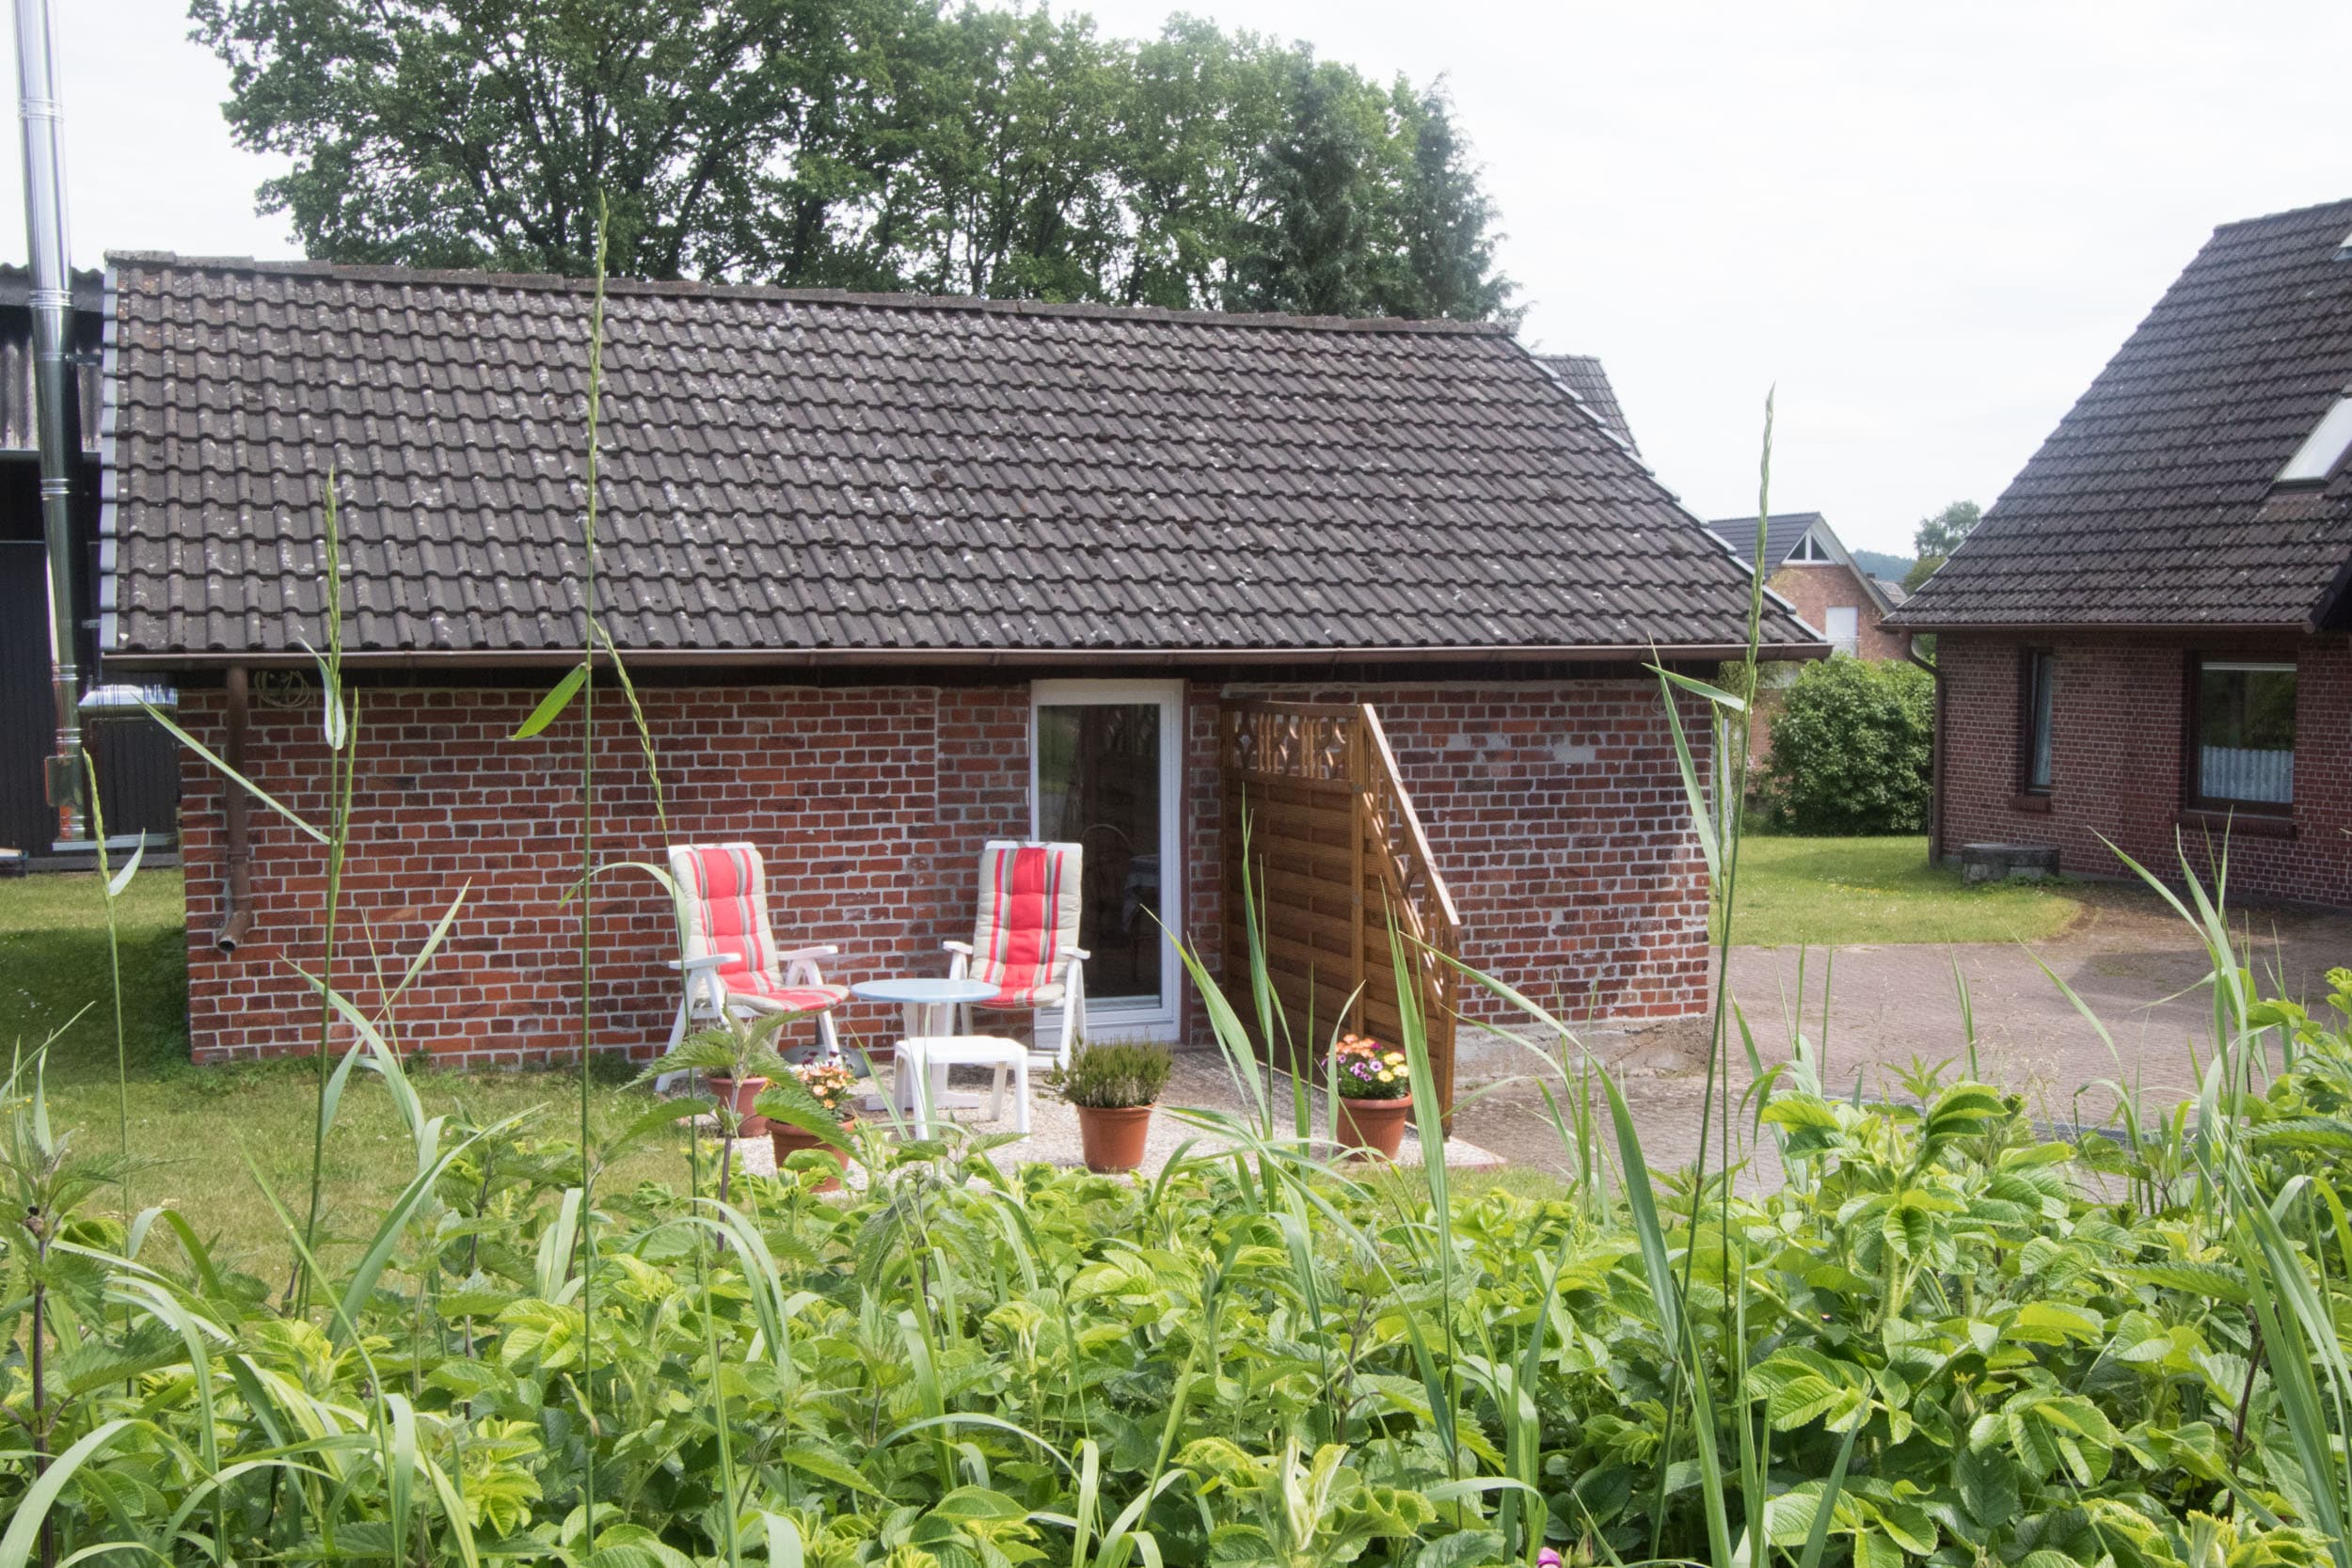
left=1705, top=512, right=1912, bottom=763
left=1890, top=197, right=2352, bottom=904
left=98, top=254, right=1823, bottom=1067
left=1708, top=513, right=1907, bottom=661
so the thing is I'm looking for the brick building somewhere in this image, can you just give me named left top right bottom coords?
left=98, top=255, right=1822, bottom=1066
left=1892, top=198, right=2352, bottom=904
left=1708, top=513, right=1907, bottom=662
left=1704, top=511, right=1913, bottom=763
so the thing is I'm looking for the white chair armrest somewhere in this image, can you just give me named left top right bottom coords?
left=941, top=941, right=974, bottom=956
left=667, top=955, right=729, bottom=974
left=775, top=945, right=840, bottom=961
left=1065, top=946, right=1091, bottom=961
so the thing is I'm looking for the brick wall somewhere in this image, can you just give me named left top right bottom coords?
left=1228, top=678, right=1713, bottom=1021
left=1769, top=563, right=1908, bottom=661
left=178, top=674, right=1712, bottom=1063
left=1938, top=631, right=2352, bottom=906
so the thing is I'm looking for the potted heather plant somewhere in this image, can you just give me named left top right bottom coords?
left=1331, top=1032, right=1412, bottom=1159
left=757, top=1059, right=859, bottom=1192
left=1051, top=1038, right=1173, bottom=1174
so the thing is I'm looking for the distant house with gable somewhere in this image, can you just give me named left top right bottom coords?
left=1891, top=197, right=2352, bottom=902
left=1708, top=512, right=1908, bottom=662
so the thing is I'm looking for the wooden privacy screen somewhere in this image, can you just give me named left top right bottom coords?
left=1218, top=701, right=1464, bottom=1122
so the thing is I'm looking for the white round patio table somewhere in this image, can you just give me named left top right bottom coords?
left=850, top=976, right=1001, bottom=1117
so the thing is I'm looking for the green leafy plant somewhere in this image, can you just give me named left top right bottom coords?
left=1052, top=1037, right=1174, bottom=1108
left=1759, top=657, right=1935, bottom=834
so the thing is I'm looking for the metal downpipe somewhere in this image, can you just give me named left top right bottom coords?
left=14, top=0, right=84, bottom=844
left=216, top=666, right=253, bottom=953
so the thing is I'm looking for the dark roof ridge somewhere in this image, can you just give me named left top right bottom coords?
left=103, top=249, right=1513, bottom=337
left=2208, top=193, right=2352, bottom=235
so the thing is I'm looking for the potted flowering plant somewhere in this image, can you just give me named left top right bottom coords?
left=1051, top=1038, right=1173, bottom=1174
left=757, top=1059, right=859, bottom=1193
left=1331, top=1032, right=1412, bottom=1159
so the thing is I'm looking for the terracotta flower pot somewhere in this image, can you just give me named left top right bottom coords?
left=1073, top=1102, right=1155, bottom=1174
left=1336, top=1095, right=1411, bottom=1161
left=707, top=1074, right=771, bottom=1136
left=771, top=1118, right=853, bottom=1192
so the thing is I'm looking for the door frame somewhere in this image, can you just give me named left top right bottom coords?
left=1028, top=678, right=1184, bottom=1041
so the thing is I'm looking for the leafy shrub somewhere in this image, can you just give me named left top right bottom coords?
left=1051, top=1037, right=1173, bottom=1106
left=10, top=936, right=2352, bottom=1568
left=1759, top=656, right=1933, bottom=833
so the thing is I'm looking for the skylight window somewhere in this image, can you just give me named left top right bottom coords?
left=2277, top=394, right=2352, bottom=486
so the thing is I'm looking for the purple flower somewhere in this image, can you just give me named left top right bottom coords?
left=1536, top=1552, right=1564, bottom=1568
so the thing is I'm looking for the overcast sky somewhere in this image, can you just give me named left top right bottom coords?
left=24, top=0, right=2352, bottom=556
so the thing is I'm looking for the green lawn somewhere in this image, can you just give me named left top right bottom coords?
left=4, top=868, right=699, bottom=1275
left=1723, top=834, right=2084, bottom=947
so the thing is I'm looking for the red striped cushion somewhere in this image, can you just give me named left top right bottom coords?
left=970, top=842, right=1081, bottom=1002
left=726, top=972, right=848, bottom=1011
left=686, top=845, right=774, bottom=992
left=978, top=980, right=1066, bottom=1008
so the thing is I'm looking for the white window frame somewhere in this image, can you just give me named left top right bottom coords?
left=1029, top=679, right=1185, bottom=1042
left=1822, top=605, right=1860, bottom=657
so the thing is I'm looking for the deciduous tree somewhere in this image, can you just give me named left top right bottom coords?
left=193, top=0, right=1517, bottom=320
left=1905, top=499, right=1981, bottom=590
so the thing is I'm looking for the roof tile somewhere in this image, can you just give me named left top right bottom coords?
left=1895, top=198, right=2352, bottom=629
left=103, top=254, right=1815, bottom=659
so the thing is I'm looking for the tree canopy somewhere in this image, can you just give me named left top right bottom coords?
left=191, top=0, right=1518, bottom=321
left=1904, top=499, right=1981, bottom=591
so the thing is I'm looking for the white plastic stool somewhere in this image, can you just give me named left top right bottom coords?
left=892, top=1035, right=1031, bottom=1134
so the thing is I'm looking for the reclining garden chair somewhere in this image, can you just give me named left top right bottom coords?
left=664, top=842, right=849, bottom=1066
left=943, top=839, right=1089, bottom=1069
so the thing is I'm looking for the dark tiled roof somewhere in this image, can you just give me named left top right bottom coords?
left=100, top=254, right=1819, bottom=663
left=1894, top=197, right=2352, bottom=630
left=1536, top=354, right=1637, bottom=452
left=0, top=265, right=105, bottom=454
left=1705, top=512, right=1824, bottom=573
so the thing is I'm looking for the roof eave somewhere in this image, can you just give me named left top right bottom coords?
left=104, top=638, right=1834, bottom=673
left=1881, top=616, right=2318, bottom=636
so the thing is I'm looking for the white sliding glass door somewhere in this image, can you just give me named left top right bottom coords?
left=1029, top=680, right=1183, bottom=1039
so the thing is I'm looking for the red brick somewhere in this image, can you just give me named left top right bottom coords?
left=178, top=677, right=1714, bottom=1063
left=1937, top=632, right=2351, bottom=905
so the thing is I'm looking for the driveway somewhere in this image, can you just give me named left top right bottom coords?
left=1444, top=882, right=2352, bottom=1180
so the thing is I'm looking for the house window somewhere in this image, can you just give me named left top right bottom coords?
left=2019, top=650, right=2055, bottom=794
left=1788, top=532, right=1834, bottom=562
left=2189, top=659, right=2296, bottom=811
left=1822, top=606, right=1858, bottom=657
